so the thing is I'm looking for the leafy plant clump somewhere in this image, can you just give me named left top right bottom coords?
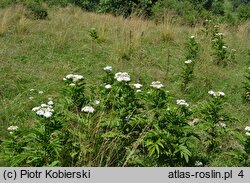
left=210, top=25, right=236, bottom=66
left=243, top=67, right=250, bottom=102
left=26, top=3, right=48, bottom=20
left=181, top=35, right=199, bottom=91
left=0, top=66, right=248, bottom=167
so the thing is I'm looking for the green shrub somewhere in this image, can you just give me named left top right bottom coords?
left=243, top=67, right=250, bottom=102
left=152, top=0, right=213, bottom=25
left=211, top=0, right=225, bottom=15
left=67, top=0, right=99, bottom=10
left=223, top=13, right=237, bottom=25
left=98, top=0, right=137, bottom=16
left=238, top=4, right=250, bottom=20
left=0, top=0, right=16, bottom=8
left=26, top=3, right=48, bottom=20
left=45, top=0, right=69, bottom=7
left=98, top=0, right=157, bottom=17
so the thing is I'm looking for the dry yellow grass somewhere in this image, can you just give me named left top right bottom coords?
left=0, top=5, right=29, bottom=35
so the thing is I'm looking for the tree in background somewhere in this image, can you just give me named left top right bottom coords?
left=98, top=0, right=158, bottom=17
left=0, top=0, right=250, bottom=21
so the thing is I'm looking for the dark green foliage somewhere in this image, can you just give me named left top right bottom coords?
left=26, top=3, right=48, bottom=20
left=210, top=26, right=231, bottom=66
left=186, top=36, right=199, bottom=60
left=152, top=0, right=212, bottom=25
left=243, top=135, right=250, bottom=165
left=45, top=0, right=69, bottom=7
left=243, top=68, right=250, bottom=102
left=0, top=0, right=16, bottom=8
left=231, top=0, right=250, bottom=10
left=89, top=28, right=98, bottom=40
left=211, top=0, right=225, bottom=15
left=99, top=0, right=135, bottom=16
left=181, top=36, right=199, bottom=91
left=238, top=3, right=250, bottom=20
left=223, top=13, right=237, bottom=25
left=68, top=0, right=100, bottom=10
left=0, top=0, right=100, bottom=11
left=1, top=0, right=250, bottom=22
left=181, top=60, right=195, bottom=91
left=98, top=0, right=157, bottom=17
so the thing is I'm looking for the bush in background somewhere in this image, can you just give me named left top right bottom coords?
left=238, top=3, right=250, bottom=20
left=0, top=0, right=250, bottom=22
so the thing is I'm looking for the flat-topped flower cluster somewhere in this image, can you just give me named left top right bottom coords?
left=215, top=32, right=224, bottom=36
left=245, top=126, right=250, bottom=136
left=81, top=106, right=95, bottom=113
left=32, top=100, right=54, bottom=118
left=63, top=74, right=84, bottom=84
left=208, top=90, right=225, bottom=97
left=150, top=81, right=163, bottom=89
left=185, top=60, right=192, bottom=64
left=114, top=72, right=131, bottom=82
left=7, top=126, right=18, bottom=134
left=176, top=99, right=189, bottom=107
left=103, top=66, right=112, bottom=71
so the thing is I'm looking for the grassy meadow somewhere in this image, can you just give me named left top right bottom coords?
left=0, top=5, right=249, bottom=166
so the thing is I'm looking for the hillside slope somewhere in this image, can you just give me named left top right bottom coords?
left=0, top=5, right=249, bottom=166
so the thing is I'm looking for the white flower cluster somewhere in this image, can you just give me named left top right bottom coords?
left=190, top=35, right=195, bottom=39
left=215, top=32, right=224, bottom=36
left=185, top=60, right=192, bottom=64
left=150, top=81, right=163, bottom=89
left=29, top=89, right=44, bottom=94
left=32, top=100, right=54, bottom=118
left=208, top=90, right=225, bottom=97
left=105, top=84, right=112, bottom=89
left=219, top=122, right=226, bottom=128
left=63, top=74, right=84, bottom=83
left=81, top=106, right=95, bottom=113
left=8, top=126, right=18, bottom=131
left=133, top=83, right=143, bottom=89
left=245, top=126, right=250, bottom=136
left=114, top=72, right=131, bottom=82
left=94, top=100, right=100, bottom=105
left=103, top=66, right=112, bottom=71
left=195, top=161, right=203, bottom=167
left=188, top=118, right=199, bottom=126
left=176, top=99, right=189, bottom=107
left=7, top=126, right=18, bottom=134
